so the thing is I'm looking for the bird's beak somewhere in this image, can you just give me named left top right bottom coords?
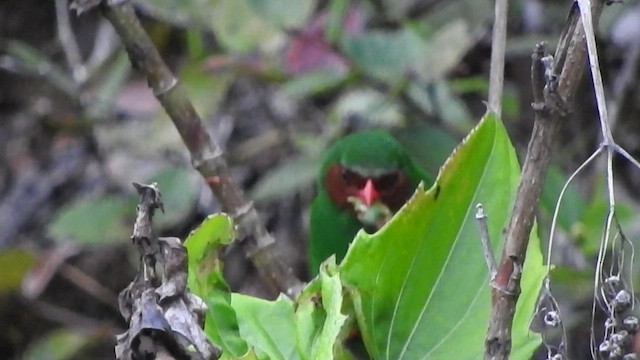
left=358, top=179, right=380, bottom=206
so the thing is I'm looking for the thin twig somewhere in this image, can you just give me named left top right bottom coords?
left=475, top=204, right=497, bottom=278
left=484, top=1, right=606, bottom=358
left=94, top=1, right=303, bottom=296
left=55, top=0, right=86, bottom=83
left=59, top=263, right=120, bottom=311
left=487, top=0, right=508, bottom=118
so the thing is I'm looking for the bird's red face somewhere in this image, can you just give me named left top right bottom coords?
left=324, top=164, right=413, bottom=214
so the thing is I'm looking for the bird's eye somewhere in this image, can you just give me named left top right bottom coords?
left=341, top=168, right=366, bottom=188
left=374, top=172, right=400, bottom=191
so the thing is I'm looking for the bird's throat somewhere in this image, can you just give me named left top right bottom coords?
left=347, top=196, right=393, bottom=232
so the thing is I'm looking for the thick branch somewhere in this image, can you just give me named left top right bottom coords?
left=484, top=1, right=606, bottom=359
left=97, top=1, right=303, bottom=296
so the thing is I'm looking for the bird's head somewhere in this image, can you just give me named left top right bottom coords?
left=319, top=131, right=421, bottom=231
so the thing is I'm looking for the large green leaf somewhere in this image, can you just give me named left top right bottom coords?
left=185, top=214, right=249, bottom=357
left=339, top=113, right=544, bottom=359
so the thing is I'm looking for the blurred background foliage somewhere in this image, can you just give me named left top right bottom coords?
left=2, top=0, right=640, bottom=358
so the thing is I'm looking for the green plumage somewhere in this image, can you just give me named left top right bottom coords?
left=308, top=130, right=432, bottom=276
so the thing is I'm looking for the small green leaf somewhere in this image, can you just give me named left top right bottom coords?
left=339, top=113, right=544, bottom=359
left=295, top=259, right=348, bottom=359
left=0, top=248, right=35, bottom=293
left=185, top=214, right=249, bottom=357
left=311, top=264, right=348, bottom=359
left=48, top=195, right=136, bottom=245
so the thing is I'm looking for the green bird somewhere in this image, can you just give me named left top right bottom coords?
left=309, top=130, right=433, bottom=276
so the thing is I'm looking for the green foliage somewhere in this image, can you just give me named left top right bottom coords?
left=185, top=214, right=249, bottom=357
left=186, top=213, right=350, bottom=359
left=187, top=115, right=544, bottom=359
left=339, top=113, right=543, bottom=359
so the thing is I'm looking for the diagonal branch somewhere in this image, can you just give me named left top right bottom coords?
left=484, top=1, right=606, bottom=359
left=82, top=0, right=303, bottom=296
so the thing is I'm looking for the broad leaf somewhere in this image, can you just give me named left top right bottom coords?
left=340, top=113, right=544, bottom=359
left=185, top=214, right=249, bottom=357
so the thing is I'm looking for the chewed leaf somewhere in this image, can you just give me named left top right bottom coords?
left=185, top=214, right=249, bottom=357
left=340, top=113, right=544, bottom=359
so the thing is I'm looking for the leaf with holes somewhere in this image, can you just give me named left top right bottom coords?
left=339, top=113, right=544, bottom=359
left=231, top=260, right=348, bottom=360
left=185, top=214, right=249, bottom=357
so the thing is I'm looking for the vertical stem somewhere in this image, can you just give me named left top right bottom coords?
left=488, top=0, right=509, bottom=118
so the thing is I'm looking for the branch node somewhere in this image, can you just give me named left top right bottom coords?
left=154, top=76, right=178, bottom=96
